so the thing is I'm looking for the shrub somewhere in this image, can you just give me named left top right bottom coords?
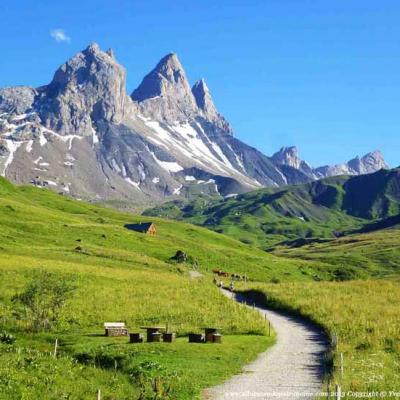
left=12, top=271, right=75, bottom=332
left=129, top=361, right=178, bottom=400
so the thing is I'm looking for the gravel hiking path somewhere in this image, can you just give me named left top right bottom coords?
left=203, top=289, right=328, bottom=400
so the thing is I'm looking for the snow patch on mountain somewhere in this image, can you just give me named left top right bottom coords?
left=1, top=140, right=22, bottom=176
left=125, top=177, right=141, bottom=190
left=150, top=151, right=183, bottom=173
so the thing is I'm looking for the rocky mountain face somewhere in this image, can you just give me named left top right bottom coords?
left=315, top=150, right=388, bottom=177
left=0, top=43, right=389, bottom=204
left=38, top=43, right=135, bottom=135
left=271, top=146, right=388, bottom=182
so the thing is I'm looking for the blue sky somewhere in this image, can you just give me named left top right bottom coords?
left=1, top=0, right=399, bottom=167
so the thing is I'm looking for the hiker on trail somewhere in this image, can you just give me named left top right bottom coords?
left=229, top=281, right=234, bottom=292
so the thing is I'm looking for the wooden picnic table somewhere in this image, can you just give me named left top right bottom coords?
left=140, top=326, right=165, bottom=342
left=202, top=327, right=221, bottom=343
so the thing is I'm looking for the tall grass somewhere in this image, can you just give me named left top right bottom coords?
left=245, top=280, right=400, bottom=393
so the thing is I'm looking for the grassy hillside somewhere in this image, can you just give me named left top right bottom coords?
left=144, top=168, right=400, bottom=250
left=144, top=188, right=364, bottom=249
left=272, top=227, right=400, bottom=279
left=0, top=177, right=322, bottom=283
left=0, top=177, right=294, bottom=399
left=1, top=176, right=400, bottom=397
left=240, top=280, right=400, bottom=394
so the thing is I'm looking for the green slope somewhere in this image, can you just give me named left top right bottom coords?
left=2, top=177, right=327, bottom=399
left=144, top=168, right=400, bottom=249
left=0, top=177, right=321, bottom=282
left=1, top=176, right=399, bottom=398
left=272, top=226, right=400, bottom=279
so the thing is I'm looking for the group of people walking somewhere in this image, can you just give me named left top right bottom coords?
left=213, top=275, right=235, bottom=291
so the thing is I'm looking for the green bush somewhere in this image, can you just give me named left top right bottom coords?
left=12, top=271, right=75, bottom=332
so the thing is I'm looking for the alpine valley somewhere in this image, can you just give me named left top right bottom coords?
left=1, top=33, right=400, bottom=400
left=0, top=43, right=389, bottom=205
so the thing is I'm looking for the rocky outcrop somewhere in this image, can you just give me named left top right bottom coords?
left=0, top=86, right=37, bottom=114
left=37, top=43, right=135, bottom=135
left=271, top=146, right=315, bottom=178
left=315, top=150, right=388, bottom=177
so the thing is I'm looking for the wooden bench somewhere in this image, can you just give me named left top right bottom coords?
left=129, top=333, right=144, bottom=343
left=188, top=333, right=205, bottom=343
left=104, top=322, right=128, bottom=337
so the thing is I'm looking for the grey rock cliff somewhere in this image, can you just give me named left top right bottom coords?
left=0, top=86, right=37, bottom=114
left=131, top=54, right=232, bottom=134
left=131, top=53, right=197, bottom=123
left=37, top=43, right=135, bottom=135
left=191, top=78, right=233, bottom=134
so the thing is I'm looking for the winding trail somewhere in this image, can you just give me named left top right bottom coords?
left=204, top=290, right=328, bottom=399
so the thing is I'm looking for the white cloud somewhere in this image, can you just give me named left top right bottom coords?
left=50, top=29, right=71, bottom=43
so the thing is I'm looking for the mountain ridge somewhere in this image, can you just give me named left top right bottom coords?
left=144, top=167, right=400, bottom=248
left=0, top=43, right=388, bottom=203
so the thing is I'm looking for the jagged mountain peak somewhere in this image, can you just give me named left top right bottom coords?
left=85, top=42, right=101, bottom=54
left=80, top=42, right=116, bottom=62
left=274, top=146, right=299, bottom=157
left=0, top=43, right=392, bottom=204
left=130, top=53, right=234, bottom=133
left=152, top=52, right=188, bottom=88
left=315, top=150, right=388, bottom=178
left=131, top=52, right=191, bottom=103
left=271, top=146, right=301, bottom=168
left=38, top=43, right=133, bottom=135
left=363, top=149, right=386, bottom=162
left=156, top=52, right=181, bottom=71
left=190, top=78, right=233, bottom=134
left=348, top=150, right=388, bottom=174
left=131, top=55, right=209, bottom=132
left=192, top=78, right=214, bottom=112
left=270, top=146, right=316, bottom=180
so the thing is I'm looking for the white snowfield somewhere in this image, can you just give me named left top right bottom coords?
left=0, top=113, right=86, bottom=175
left=150, top=151, right=184, bottom=173
left=143, top=119, right=261, bottom=187
left=1, top=139, right=22, bottom=177
left=204, top=290, right=327, bottom=400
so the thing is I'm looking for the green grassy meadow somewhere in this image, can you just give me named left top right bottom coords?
left=1, top=176, right=400, bottom=398
left=0, top=177, right=280, bottom=399
left=240, top=280, right=400, bottom=395
left=272, top=227, right=400, bottom=279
